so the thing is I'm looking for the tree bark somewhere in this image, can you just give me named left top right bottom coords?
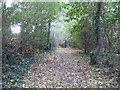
left=118, top=2, right=120, bottom=87
left=47, top=20, right=51, bottom=50
left=3, top=0, right=6, bottom=14
left=48, top=21, right=50, bottom=43
left=90, top=2, right=103, bottom=65
left=94, top=2, right=103, bottom=48
left=2, top=0, right=7, bottom=48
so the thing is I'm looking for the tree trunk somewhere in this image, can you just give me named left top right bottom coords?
left=118, top=2, right=120, bottom=87
left=2, top=0, right=6, bottom=50
left=90, top=2, right=103, bottom=65
left=3, top=0, right=6, bottom=14
left=46, top=20, right=51, bottom=50
left=48, top=21, right=51, bottom=43
left=94, top=2, right=103, bottom=48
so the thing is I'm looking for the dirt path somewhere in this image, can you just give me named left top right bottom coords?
left=21, top=48, right=117, bottom=88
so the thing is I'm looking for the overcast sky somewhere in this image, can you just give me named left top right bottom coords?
left=6, top=0, right=69, bottom=7
left=6, top=0, right=13, bottom=7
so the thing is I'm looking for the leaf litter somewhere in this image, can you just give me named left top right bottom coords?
left=21, top=48, right=118, bottom=88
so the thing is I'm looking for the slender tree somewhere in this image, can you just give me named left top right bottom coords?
left=90, top=2, right=103, bottom=65
left=47, top=20, right=51, bottom=50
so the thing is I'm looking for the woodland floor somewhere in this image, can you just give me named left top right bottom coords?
left=21, top=48, right=118, bottom=88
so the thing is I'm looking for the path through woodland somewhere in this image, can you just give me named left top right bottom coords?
left=21, top=48, right=117, bottom=88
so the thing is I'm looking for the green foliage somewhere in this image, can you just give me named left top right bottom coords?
left=2, top=2, right=119, bottom=88
left=3, top=2, right=61, bottom=51
left=64, top=2, right=119, bottom=73
left=63, top=3, right=95, bottom=52
left=2, top=2, right=62, bottom=88
left=3, top=57, right=35, bottom=88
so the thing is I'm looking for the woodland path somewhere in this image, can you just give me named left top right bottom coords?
left=22, top=48, right=117, bottom=88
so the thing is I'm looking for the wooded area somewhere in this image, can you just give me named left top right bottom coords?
left=1, top=1, right=120, bottom=88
